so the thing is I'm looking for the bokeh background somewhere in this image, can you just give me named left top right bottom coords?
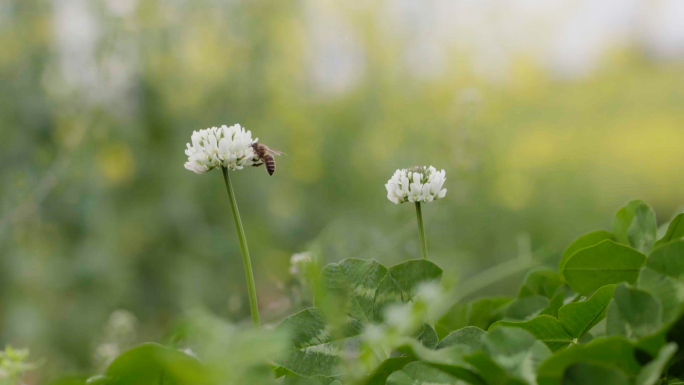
left=2, top=0, right=684, bottom=381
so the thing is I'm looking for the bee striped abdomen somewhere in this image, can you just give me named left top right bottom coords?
left=265, top=154, right=276, bottom=175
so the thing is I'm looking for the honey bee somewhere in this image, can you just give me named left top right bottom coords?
left=252, top=142, right=284, bottom=176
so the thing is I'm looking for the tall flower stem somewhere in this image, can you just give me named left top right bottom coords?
left=221, top=167, right=260, bottom=327
left=415, top=202, right=428, bottom=260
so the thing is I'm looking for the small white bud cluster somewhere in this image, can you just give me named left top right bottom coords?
left=289, top=252, right=313, bottom=276
left=184, top=124, right=259, bottom=174
left=385, top=166, right=447, bottom=204
left=94, top=310, right=138, bottom=370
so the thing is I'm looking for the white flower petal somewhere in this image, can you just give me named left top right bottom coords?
left=184, top=124, right=259, bottom=174
left=385, top=166, right=447, bottom=204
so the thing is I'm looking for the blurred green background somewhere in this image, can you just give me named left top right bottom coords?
left=2, top=0, right=684, bottom=382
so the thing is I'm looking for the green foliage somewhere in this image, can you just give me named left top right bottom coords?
left=386, top=362, right=467, bottom=385
left=557, top=284, right=615, bottom=339
left=539, top=287, right=569, bottom=318
left=561, top=362, right=630, bottom=385
left=54, top=200, right=684, bottom=384
left=539, top=289, right=567, bottom=318
left=437, top=327, right=487, bottom=350
left=606, top=284, right=661, bottom=339
left=518, top=268, right=563, bottom=299
left=647, top=240, right=684, bottom=279
left=479, top=326, right=551, bottom=384
left=653, top=214, right=684, bottom=249
left=435, top=297, right=512, bottom=339
left=492, top=316, right=573, bottom=351
left=611, top=200, right=658, bottom=254
left=635, top=343, right=678, bottom=385
left=0, top=345, right=41, bottom=385
left=637, top=267, right=684, bottom=325
left=275, top=258, right=443, bottom=380
left=559, top=230, right=613, bottom=281
left=360, top=357, right=413, bottom=385
left=85, top=343, right=211, bottom=385
left=561, top=240, right=646, bottom=294
left=536, top=337, right=642, bottom=385
left=506, top=295, right=551, bottom=320
left=320, top=259, right=389, bottom=323
left=274, top=308, right=361, bottom=378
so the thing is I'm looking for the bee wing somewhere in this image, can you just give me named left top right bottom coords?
left=266, top=148, right=285, bottom=156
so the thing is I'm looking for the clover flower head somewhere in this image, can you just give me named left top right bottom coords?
left=385, top=166, right=447, bottom=204
left=94, top=343, right=120, bottom=367
left=383, top=304, right=415, bottom=333
left=184, top=124, right=259, bottom=174
left=289, top=252, right=313, bottom=276
left=106, top=310, right=137, bottom=340
left=415, top=281, right=444, bottom=308
left=415, top=281, right=452, bottom=319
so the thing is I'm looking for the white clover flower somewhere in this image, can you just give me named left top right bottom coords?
left=383, top=304, right=414, bottom=332
left=415, top=281, right=452, bottom=319
left=107, top=310, right=137, bottom=338
left=415, top=281, right=444, bottom=309
left=184, top=124, right=259, bottom=174
left=385, top=166, right=447, bottom=204
left=94, top=342, right=120, bottom=367
left=289, top=252, right=313, bottom=275
left=383, top=303, right=422, bottom=335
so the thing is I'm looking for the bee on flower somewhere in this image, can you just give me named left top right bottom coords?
left=183, top=123, right=284, bottom=327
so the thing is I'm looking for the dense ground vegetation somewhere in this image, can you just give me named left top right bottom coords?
left=40, top=199, right=684, bottom=384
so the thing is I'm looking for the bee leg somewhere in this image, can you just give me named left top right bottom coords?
left=253, top=162, right=264, bottom=167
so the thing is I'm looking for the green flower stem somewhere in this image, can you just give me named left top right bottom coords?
left=415, top=202, right=429, bottom=260
left=221, top=167, right=260, bottom=327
